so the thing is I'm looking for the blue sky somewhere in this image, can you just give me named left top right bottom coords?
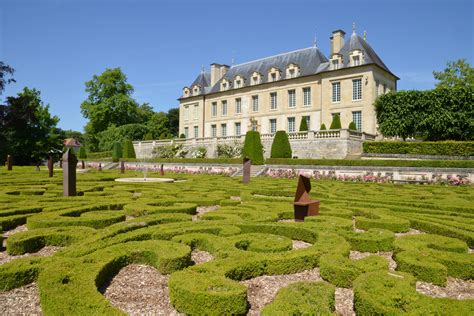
left=1, top=0, right=472, bottom=132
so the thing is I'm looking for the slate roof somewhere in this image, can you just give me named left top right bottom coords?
left=182, top=32, right=396, bottom=98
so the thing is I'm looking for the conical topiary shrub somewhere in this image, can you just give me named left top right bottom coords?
left=299, top=117, right=308, bottom=132
left=348, top=121, right=357, bottom=131
left=242, top=131, right=264, bottom=165
left=320, top=123, right=327, bottom=130
left=144, top=133, right=154, bottom=140
left=122, top=139, right=136, bottom=159
left=77, top=147, right=87, bottom=159
left=112, top=142, right=123, bottom=162
left=271, top=131, right=292, bottom=158
left=330, top=114, right=342, bottom=129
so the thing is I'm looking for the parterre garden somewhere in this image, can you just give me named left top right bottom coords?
left=0, top=167, right=473, bottom=315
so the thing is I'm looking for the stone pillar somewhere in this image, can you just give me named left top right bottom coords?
left=63, top=149, right=77, bottom=197
left=48, top=155, right=54, bottom=177
left=120, top=160, right=125, bottom=174
left=6, top=155, right=12, bottom=171
left=242, top=158, right=251, bottom=184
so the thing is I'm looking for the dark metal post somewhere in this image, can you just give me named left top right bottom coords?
left=48, top=155, right=54, bottom=177
left=160, top=164, right=164, bottom=176
left=120, top=160, right=125, bottom=174
left=98, top=163, right=102, bottom=171
left=81, top=160, right=85, bottom=169
left=6, top=155, right=12, bottom=171
left=63, top=149, right=77, bottom=196
left=242, top=158, right=251, bottom=184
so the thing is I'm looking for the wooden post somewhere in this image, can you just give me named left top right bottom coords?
left=63, top=149, right=77, bottom=196
left=81, top=160, right=85, bottom=169
left=6, top=155, right=12, bottom=171
left=48, top=155, right=54, bottom=177
left=120, top=160, right=125, bottom=174
left=160, top=164, right=164, bottom=176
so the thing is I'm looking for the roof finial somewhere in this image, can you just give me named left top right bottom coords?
left=313, top=35, right=317, bottom=48
left=231, top=50, right=235, bottom=67
left=363, top=30, right=367, bottom=41
left=352, top=22, right=356, bottom=35
left=201, top=64, right=204, bottom=74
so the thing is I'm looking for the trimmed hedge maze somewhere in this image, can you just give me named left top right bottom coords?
left=0, top=167, right=473, bottom=315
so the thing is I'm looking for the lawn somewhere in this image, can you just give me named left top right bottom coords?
left=0, top=167, right=473, bottom=315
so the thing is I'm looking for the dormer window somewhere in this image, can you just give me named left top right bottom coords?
left=286, top=63, right=300, bottom=79
left=268, top=67, right=281, bottom=82
left=233, top=75, right=244, bottom=89
left=221, top=79, right=229, bottom=91
left=251, top=72, right=262, bottom=85
left=183, top=87, right=191, bottom=97
left=192, top=85, right=201, bottom=95
left=349, top=49, right=364, bottom=67
left=330, top=55, right=343, bottom=70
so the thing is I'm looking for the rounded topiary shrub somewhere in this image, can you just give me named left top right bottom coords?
left=330, top=114, right=342, bottom=129
left=242, top=131, right=264, bottom=165
left=144, top=133, right=153, bottom=140
left=271, top=131, right=292, bottom=158
left=299, top=117, right=309, bottom=132
left=320, top=123, right=327, bottom=130
left=349, top=121, right=357, bottom=131
left=77, top=147, right=87, bottom=159
left=122, top=139, right=136, bottom=159
left=112, top=142, right=122, bottom=162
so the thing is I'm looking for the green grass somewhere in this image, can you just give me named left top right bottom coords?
left=0, top=167, right=473, bottom=315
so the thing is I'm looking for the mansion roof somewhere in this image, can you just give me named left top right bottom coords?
left=182, top=32, right=396, bottom=99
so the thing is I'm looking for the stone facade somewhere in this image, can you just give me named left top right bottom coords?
left=179, top=28, right=398, bottom=141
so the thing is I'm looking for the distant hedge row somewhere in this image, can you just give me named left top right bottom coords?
left=363, top=141, right=474, bottom=156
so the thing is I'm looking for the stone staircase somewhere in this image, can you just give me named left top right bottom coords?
left=232, top=165, right=267, bottom=177
left=103, top=162, right=118, bottom=170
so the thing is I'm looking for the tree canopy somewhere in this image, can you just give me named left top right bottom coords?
left=433, top=59, right=474, bottom=90
left=0, top=87, right=62, bottom=164
left=0, top=62, right=15, bottom=94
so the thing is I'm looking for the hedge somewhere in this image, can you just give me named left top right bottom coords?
left=363, top=141, right=474, bottom=156
left=270, top=131, right=292, bottom=158
left=242, top=131, right=264, bottom=165
left=265, top=158, right=474, bottom=168
left=262, top=282, right=335, bottom=315
left=86, top=151, right=112, bottom=159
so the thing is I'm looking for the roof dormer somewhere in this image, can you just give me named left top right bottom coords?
left=250, top=72, right=262, bottom=85
left=349, top=49, right=364, bottom=66
left=233, top=75, right=245, bottom=89
left=192, top=85, right=201, bottom=95
left=183, top=87, right=191, bottom=98
left=220, top=78, right=230, bottom=91
left=286, top=63, right=300, bottom=79
left=330, top=54, right=343, bottom=70
left=268, top=67, right=281, bottom=82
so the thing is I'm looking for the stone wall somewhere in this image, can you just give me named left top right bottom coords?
left=133, top=129, right=374, bottom=160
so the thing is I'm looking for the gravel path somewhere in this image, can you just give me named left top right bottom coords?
left=191, top=250, right=214, bottom=264
left=0, top=246, right=61, bottom=265
left=416, top=277, right=474, bottom=300
left=335, top=287, right=355, bottom=316
left=292, top=240, right=312, bottom=250
left=103, top=264, right=183, bottom=316
left=192, top=205, right=220, bottom=221
left=241, top=268, right=323, bottom=315
left=0, top=283, right=43, bottom=315
left=395, top=228, right=423, bottom=238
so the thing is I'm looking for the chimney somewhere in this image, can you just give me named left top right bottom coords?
left=330, top=29, right=346, bottom=55
left=220, top=64, right=230, bottom=79
left=210, top=63, right=221, bottom=87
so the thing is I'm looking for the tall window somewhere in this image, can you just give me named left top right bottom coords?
left=184, top=127, right=189, bottom=138
left=270, top=119, right=277, bottom=134
left=302, top=116, right=310, bottom=130
left=353, top=55, right=360, bottom=66
left=221, top=123, right=227, bottom=137
left=332, top=82, right=341, bottom=103
left=211, top=124, right=217, bottom=137
left=270, top=92, right=277, bottom=110
left=332, top=59, right=339, bottom=70
left=287, top=117, right=295, bottom=133
left=235, top=122, right=241, bottom=136
left=271, top=73, right=276, bottom=82
left=352, top=111, right=362, bottom=131
left=288, top=90, right=296, bottom=108
left=235, top=98, right=242, bottom=114
left=211, top=102, right=217, bottom=117
left=352, top=79, right=362, bottom=101
left=235, top=80, right=241, bottom=88
left=194, top=126, right=198, bottom=138
left=221, top=100, right=228, bottom=116
left=252, top=95, right=259, bottom=112
left=303, top=87, right=311, bottom=106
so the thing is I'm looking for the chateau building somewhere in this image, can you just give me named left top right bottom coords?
left=179, top=27, right=398, bottom=140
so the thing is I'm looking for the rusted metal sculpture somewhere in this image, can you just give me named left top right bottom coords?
left=293, top=175, right=320, bottom=221
left=48, top=155, right=54, bottom=177
left=120, top=160, right=125, bottom=174
left=98, top=163, right=102, bottom=171
left=63, top=149, right=77, bottom=196
left=6, top=155, right=12, bottom=171
left=81, top=160, right=85, bottom=169
left=242, top=158, right=251, bottom=184
left=160, top=164, right=164, bottom=176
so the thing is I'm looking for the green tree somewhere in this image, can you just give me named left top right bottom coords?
left=78, top=146, right=87, bottom=159
left=242, top=131, right=264, bottom=165
left=143, top=133, right=153, bottom=140
left=0, top=87, right=62, bottom=164
left=97, top=123, right=150, bottom=152
left=112, top=142, right=123, bottom=162
left=167, top=107, right=180, bottom=137
left=299, top=117, right=308, bottom=131
left=122, top=139, right=136, bottom=159
left=80, top=68, right=151, bottom=151
left=147, top=112, right=170, bottom=138
left=433, top=59, right=474, bottom=90
left=329, top=114, right=341, bottom=129
left=271, top=131, right=292, bottom=158
left=0, top=62, right=15, bottom=94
